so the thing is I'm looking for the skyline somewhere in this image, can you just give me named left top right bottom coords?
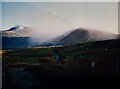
left=1, top=2, right=118, bottom=38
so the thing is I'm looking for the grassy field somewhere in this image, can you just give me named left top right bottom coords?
left=2, top=39, right=120, bottom=89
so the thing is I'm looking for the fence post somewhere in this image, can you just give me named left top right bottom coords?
left=92, top=61, right=95, bottom=74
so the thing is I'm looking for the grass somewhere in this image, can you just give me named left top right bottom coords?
left=2, top=39, right=120, bottom=89
left=2, top=39, right=119, bottom=70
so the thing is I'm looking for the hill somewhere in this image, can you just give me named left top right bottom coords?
left=1, top=25, right=32, bottom=49
left=47, top=28, right=118, bottom=45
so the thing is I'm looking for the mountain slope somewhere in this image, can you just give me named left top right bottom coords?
left=48, top=28, right=118, bottom=45
left=1, top=25, right=32, bottom=49
left=2, top=25, right=32, bottom=37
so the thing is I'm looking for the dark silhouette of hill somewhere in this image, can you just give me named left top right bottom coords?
left=1, top=25, right=32, bottom=49
left=50, top=28, right=118, bottom=45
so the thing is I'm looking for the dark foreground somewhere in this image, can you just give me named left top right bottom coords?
left=2, top=39, right=120, bottom=89
left=3, top=67, right=120, bottom=89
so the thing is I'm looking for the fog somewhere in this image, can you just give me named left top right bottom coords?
left=2, top=2, right=118, bottom=44
left=87, top=29, right=117, bottom=41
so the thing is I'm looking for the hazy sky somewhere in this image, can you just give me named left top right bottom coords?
left=0, top=2, right=2, bottom=29
left=2, top=2, right=118, bottom=37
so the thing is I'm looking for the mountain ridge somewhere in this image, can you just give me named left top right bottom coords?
left=1, top=25, right=33, bottom=37
left=46, top=28, right=118, bottom=45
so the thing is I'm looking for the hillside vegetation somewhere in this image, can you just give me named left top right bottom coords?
left=2, top=39, right=120, bottom=89
left=3, top=39, right=120, bottom=73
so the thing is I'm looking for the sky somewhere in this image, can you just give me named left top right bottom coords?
left=0, top=1, right=2, bottom=29
left=1, top=2, right=118, bottom=38
left=1, top=0, right=119, bottom=2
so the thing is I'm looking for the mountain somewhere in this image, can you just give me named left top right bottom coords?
left=2, top=25, right=32, bottom=37
left=1, top=25, right=33, bottom=49
left=1, top=26, right=119, bottom=49
left=47, top=28, right=118, bottom=45
left=41, top=29, right=75, bottom=46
